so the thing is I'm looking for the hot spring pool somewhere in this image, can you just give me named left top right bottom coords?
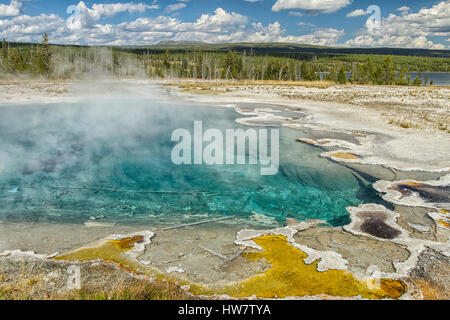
left=0, top=86, right=385, bottom=227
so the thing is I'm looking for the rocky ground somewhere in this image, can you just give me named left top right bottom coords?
left=165, top=80, right=450, bottom=172
left=0, top=254, right=193, bottom=300
left=0, top=81, right=69, bottom=104
left=0, top=80, right=449, bottom=300
left=165, top=81, right=450, bottom=133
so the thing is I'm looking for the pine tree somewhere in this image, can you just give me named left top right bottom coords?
left=337, top=66, right=347, bottom=84
left=196, top=51, right=204, bottom=79
left=1, top=39, right=8, bottom=72
left=9, top=47, right=27, bottom=73
left=374, top=65, right=383, bottom=85
left=396, top=67, right=409, bottom=86
left=31, top=44, right=41, bottom=75
left=32, top=33, right=52, bottom=77
left=357, top=63, right=367, bottom=84
left=365, top=56, right=376, bottom=84
left=224, top=50, right=235, bottom=79
left=163, top=49, right=170, bottom=69
left=327, top=66, right=336, bottom=82
left=311, top=64, right=320, bottom=81
left=236, top=54, right=243, bottom=79
left=406, top=74, right=412, bottom=85
left=350, top=63, right=357, bottom=83
left=412, top=72, right=422, bottom=86
left=41, top=33, right=51, bottom=76
left=300, top=61, right=313, bottom=81
left=382, top=55, right=395, bottom=85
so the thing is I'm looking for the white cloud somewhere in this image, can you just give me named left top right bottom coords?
left=245, top=22, right=343, bottom=45
left=289, top=11, right=304, bottom=17
left=194, top=8, right=248, bottom=29
left=346, top=1, right=450, bottom=49
left=346, top=9, right=368, bottom=18
left=109, top=7, right=339, bottom=46
left=346, top=35, right=446, bottom=50
left=0, top=0, right=22, bottom=17
left=0, top=2, right=447, bottom=49
left=272, top=0, right=351, bottom=14
left=164, top=3, right=186, bottom=14
left=110, top=8, right=249, bottom=44
left=397, top=6, right=410, bottom=16
left=67, top=1, right=159, bottom=29
left=287, top=27, right=344, bottom=45
left=0, top=13, right=64, bottom=42
left=297, top=21, right=316, bottom=28
left=397, top=6, right=410, bottom=12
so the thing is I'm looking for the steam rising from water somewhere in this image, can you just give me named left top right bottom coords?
left=0, top=83, right=383, bottom=226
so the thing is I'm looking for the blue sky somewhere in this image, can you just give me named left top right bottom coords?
left=0, top=0, right=449, bottom=48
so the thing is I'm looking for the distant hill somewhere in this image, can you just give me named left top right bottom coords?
left=142, top=41, right=450, bottom=58
left=4, top=40, right=450, bottom=58
left=155, top=41, right=209, bottom=47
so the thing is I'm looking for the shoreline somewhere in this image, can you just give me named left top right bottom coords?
left=0, top=79, right=449, bottom=300
left=160, top=79, right=449, bottom=299
left=162, top=79, right=450, bottom=173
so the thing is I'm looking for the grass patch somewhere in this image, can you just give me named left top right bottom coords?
left=0, top=277, right=193, bottom=300
left=399, top=122, right=411, bottom=129
left=69, top=280, right=193, bottom=301
left=388, top=119, right=413, bottom=129
left=0, top=78, right=64, bottom=85
left=438, top=121, right=448, bottom=131
left=164, top=79, right=335, bottom=89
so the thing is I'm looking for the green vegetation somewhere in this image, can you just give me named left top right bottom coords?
left=70, top=280, right=192, bottom=301
left=1, top=35, right=449, bottom=85
left=1, top=34, right=51, bottom=77
left=337, top=66, right=347, bottom=84
left=0, top=275, right=192, bottom=300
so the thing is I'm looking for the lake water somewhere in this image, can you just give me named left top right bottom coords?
left=406, top=72, right=450, bottom=86
left=320, top=72, right=450, bottom=86
left=0, top=86, right=386, bottom=227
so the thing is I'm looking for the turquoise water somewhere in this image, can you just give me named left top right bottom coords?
left=0, top=89, right=384, bottom=226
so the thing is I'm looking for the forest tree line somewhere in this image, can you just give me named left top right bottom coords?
left=1, top=34, right=51, bottom=77
left=1, top=34, right=447, bottom=86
